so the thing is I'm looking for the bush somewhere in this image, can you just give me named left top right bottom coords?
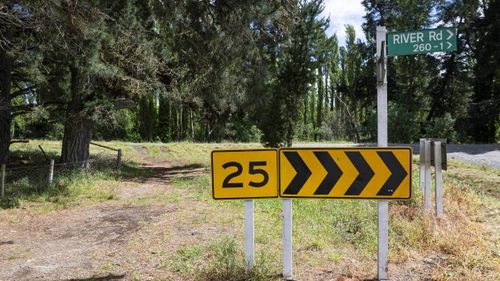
left=225, top=118, right=263, bottom=143
left=388, top=102, right=421, bottom=143
left=423, top=113, right=458, bottom=142
left=318, top=110, right=357, bottom=141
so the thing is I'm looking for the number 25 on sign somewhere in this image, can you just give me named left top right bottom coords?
left=211, top=150, right=278, bottom=199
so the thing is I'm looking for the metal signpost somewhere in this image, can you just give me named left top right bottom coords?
left=425, top=139, right=432, bottom=210
left=434, top=141, right=444, bottom=218
left=211, top=149, right=278, bottom=269
left=376, top=26, right=389, bottom=280
left=387, top=27, right=457, bottom=56
left=282, top=198, right=293, bottom=280
left=379, top=25, right=455, bottom=279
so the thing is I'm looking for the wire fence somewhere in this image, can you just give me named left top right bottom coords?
left=0, top=154, right=125, bottom=206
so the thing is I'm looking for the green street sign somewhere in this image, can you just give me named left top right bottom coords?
left=387, top=27, right=457, bottom=56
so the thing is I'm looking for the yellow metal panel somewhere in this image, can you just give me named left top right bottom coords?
left=279, top=147, right=412, bottom=199
left=211, top=149, right=278, bottom=199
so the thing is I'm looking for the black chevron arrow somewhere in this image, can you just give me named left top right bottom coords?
left=377, top=151, right=408, bottom=195
left=344, top=151, right=375, bottom=195
left=283, top=151, right=311, bottom=195
left=313, top=151, right=343, bottom=195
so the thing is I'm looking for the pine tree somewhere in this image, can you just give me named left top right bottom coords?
left=35, top=1, right=160, bottom=163
left=0, top=1, right=41, bottom=163
left=470, top=0, right=500, bottom=142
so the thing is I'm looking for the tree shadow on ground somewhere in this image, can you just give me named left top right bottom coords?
left=120, top=162, right=207, bottom=183
left=67, top=273, right=126, bottom=281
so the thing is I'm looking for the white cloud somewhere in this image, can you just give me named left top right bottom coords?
left=320, top=0, right=366, bottom=45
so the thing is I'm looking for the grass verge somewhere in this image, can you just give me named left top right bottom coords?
left=2, top=141, right=498, bottom=280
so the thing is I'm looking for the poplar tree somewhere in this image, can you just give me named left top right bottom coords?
left=261, top=0, right=328, bottom=147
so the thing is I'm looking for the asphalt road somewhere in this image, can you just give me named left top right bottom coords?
left=295, top=143, right=500, bottom=170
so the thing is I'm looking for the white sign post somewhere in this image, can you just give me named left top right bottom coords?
left=419, top=139, right=425, bottom=193
left=376, top=26, right=389, bottom=280
left=244, top=199, right=254, bottom=269
left=282, top=198, right=293, bottom=280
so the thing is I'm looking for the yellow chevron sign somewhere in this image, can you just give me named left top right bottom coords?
left=211, top=149, right=278, bottom=199
left=279, top=147, right=412, bottom=199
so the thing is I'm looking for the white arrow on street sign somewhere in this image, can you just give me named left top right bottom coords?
left=447, top=42, right=452, bottom=49
left=446, top=29, right=454, bottom=40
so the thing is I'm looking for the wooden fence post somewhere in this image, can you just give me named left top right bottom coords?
left=49, top=159, right=54, bottom=185
left=117, top=149, right=122, bottom=171
left=1, top=164, right=5, bottom=197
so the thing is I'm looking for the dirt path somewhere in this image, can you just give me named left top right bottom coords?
left=0, top=146, right=207, bottom=281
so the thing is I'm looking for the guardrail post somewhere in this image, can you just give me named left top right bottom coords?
left=424, top=140, right=432, bottom=210
left=49, top=159, right=54, bottom=185
left=434, top=142, right=443, bottom=217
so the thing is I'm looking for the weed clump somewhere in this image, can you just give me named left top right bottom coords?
left=196, top=236, right=278, bottom=281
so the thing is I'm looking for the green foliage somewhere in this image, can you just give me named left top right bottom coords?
left=470, top=0, right=500, bottom=143
left=225, top=117, right=263, bottom=143
left=260, top=0, right=329, bottom=147
left=94, top=109, right=140, bottom=141
left=388, top=101, right=421, bottom=143
left=2, top=0, right=500, bottom=150
left=173, top=245, right=203, bottom=275
left=423, top=113, right=458, bottom=142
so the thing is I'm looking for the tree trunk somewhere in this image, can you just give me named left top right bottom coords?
left=182, top=104, right=189, bottom=140
left=0, top=39, right=12, bottom=164
left=316, top=66, right=324, bottom=140
left=178, top=105, right=183, bottom=140
left=310, top=88, right=316, bottom=130
left=171, top=103, right=178, bottom=140
left=61, top=114, right=93, bottom=165
left=138, top=95, right=156, bottom=141
left=158, top=95, right=171, bottom=142
left=190, top=109, right=195, bottom=140
left=303, top=94, right=308, bottom=138
left=61, top=66, right=93, bottom=164
left=330, top=80, right=335, bottom=110
left=324, top=73, right=329, bottom=112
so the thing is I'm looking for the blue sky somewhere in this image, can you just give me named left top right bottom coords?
left=320, top=0, right=366, bottom=44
